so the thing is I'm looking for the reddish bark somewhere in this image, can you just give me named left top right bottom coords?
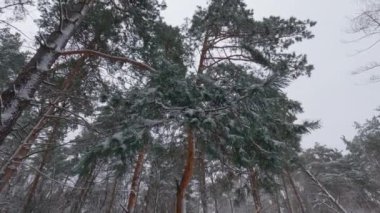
left=199, top=145, right=208, bottom=213
left=59, top=49, right=156, bottom=73
left=176, top=127, right=195, bottom=213
left=22, top=119, right=60, bottom=212
left=127, top=146, right=147, bottom=213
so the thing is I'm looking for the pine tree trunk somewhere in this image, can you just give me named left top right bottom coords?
left=100, top=176, right=110, bottom=211
left=127, top=146, right=147, bottom=213
left=249, top=168, right=262, bottom=213
left=199, top=144, right=208, bottom=213
left=176, top=127, right=195, bottom=213
left=285, top=169, right=305, bottom=213
left=274, top=189, right=282, bottom=213
left=68, top=163, right=98, bottom=213
left=22, top=118, right=61, bottom=212
left=229, top=199, right=235, bottom=213
left=105, top=177, right=118, bottom=213
left=301, top=167, right=348, bottom=213
left=0, top=57, right=86, bottom=193
left=214, top=199, right=219, bottom=213
left=281, top=174, right=293, bottom=213
left=0, top=1, right=93, bottom=143
left=142, top=186, right=151, bottom=213
left=210, top=174, right=219, bottom=213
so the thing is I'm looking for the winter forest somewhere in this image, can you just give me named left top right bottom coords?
left=0, top=0, right=380, bottom=212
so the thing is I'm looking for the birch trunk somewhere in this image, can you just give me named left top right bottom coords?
left=0, top=57, right=86, bottom=192
left=302, top=167, right=348, bottom=213
left=0, top=0, right=93, bottom=143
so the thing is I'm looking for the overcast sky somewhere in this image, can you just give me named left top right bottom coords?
left=162, top=0, right=380, bottom=150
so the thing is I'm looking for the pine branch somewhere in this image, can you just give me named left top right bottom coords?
left=59, top=49, right=157, bottom=73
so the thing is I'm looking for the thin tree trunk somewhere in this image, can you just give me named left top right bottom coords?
left=100, top=175, right=110, bottom=211
left=249, top=168, right=262, bottom=213
left=210, top=174, right=219, bottom=213
left=0, top=57, right=86, bottom=193
left=301, top=167, right=348, bottom=213
left=142, top=186, right=151, bottom=213
left=281, top=174, right=293, bottom=213
left=69, top=163, right=98, bottom=213
left=0, top=0, right=93, bottom=143
left=214, top=199, right=219, bottom=213
left=274, top=189, right=282, bottom=213
left=176, top=127, right=195, bottom=213
left=285, top=170, right=305, bottom=213
left=127, top=145, right=147, bottom=213
left=199, top=143, right=208, bottom=213
left=22, top=118, right=61, bottom=212
left=105, top=177, right=118, bottom=213
left=229, top=199, right=235, bottom=213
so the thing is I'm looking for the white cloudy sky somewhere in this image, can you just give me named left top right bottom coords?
left=163, top=0, right=380, bottom=150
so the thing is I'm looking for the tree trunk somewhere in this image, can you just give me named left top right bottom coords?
left=229, top=199, right=235, bottom=213
left=210, top=173, right=219, bottom=213
left=0, top=0, right=93, bottom=143
left=302, top=167, right=348, bottom=213
left=281, top=174, right=293, bottom=213
left=199, top=143, right=208, bottom=213
left=274, top=189, right=282, bottom=213
left=176, top=127, right=195, bottom=213
left=285, top=169, right=305, bottom=213
left=249, top=168, right=262, bottom=213
left=214, top=199, right=219, bottom=213
left=68, top=162, right=98, bottom=213
left=127, top=145, right=147, bottom=213
left=0, top=57, right=86, bottom=193
left=105, top=177, right=118, bottom=213
left=22, top=118, right=61, bottom=212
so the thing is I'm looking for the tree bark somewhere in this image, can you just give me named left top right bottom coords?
left=199, top=143, right=208, bottom=213
left=67, top=162, right=98, bottom=213
left=0, top=0, right=93, bottom=143
left=176, top=127, right=195, bottom=213
left=249, top=168, right=262, bottom=213
left=302, top=167, right=348, bottom=213
left=274, top=189, right=282, bottom=213
left=281, top=174, right=293, bottom=213
left=105, top=177, right=118, bottom=213
left=0, top=57, right=86, bottom=193
left=210, top=173, right=219, bottom=213
left=22, top=118, right=61, bottom=212
left=285, top=169, right=306, bottom=213
left=127, top=145, right=147, bottom=213
left=229, top=199, right=235, bottom=213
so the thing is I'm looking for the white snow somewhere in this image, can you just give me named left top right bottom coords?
left=1, top=99, right=18, bottom=125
